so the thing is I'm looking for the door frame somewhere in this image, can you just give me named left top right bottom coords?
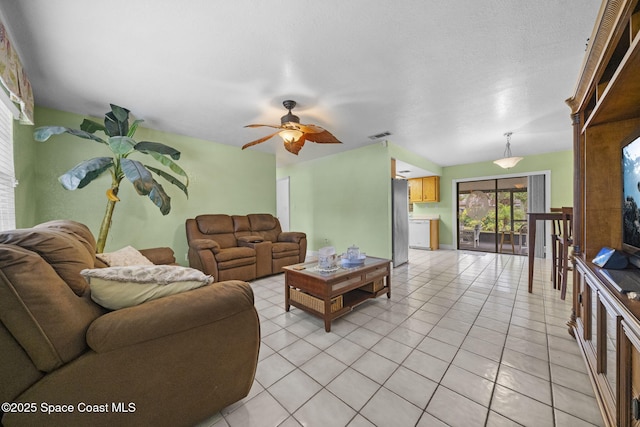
left=276, top=176, right=290, bottom=232
left=451, top=170, right=551, bottom=257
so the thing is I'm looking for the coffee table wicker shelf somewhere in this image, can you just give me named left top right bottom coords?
left=289, top=289, right=343, bottom=314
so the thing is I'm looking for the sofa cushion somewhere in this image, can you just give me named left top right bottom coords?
left=217, top=257, right=256, bottom=270
left=0, top=228, right=94, bottom=296
left=195, top=215, right=238, bottom=249
left=232, top=215, right=251, bottom=232
left=248, top=214, right=281, bottom=242
left=272, top=242, right=299, bottom=254
left=271, top=242, right=300, bottom=260
left=34, top=220, right=97, bottom=260
left=97, top=245, right=154, bottom=266
left=81, top=265, right=213, bottom=310
left=196, top=214, right=234, bottom=234
left=0, top=245, right=105, bottom=372
left=248, top=213, right=277, bottom=231
left=215, top=247, right=256, bottom=263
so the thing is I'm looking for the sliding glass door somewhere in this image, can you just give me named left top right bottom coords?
left=457, top=177, right=528, bottom=254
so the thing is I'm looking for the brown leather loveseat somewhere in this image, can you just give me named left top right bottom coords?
left=0, top=220, right=260, bottom=427
left=186, top=213, right=307, bottom=282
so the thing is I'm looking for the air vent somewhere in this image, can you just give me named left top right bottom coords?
left=398, top=170, right=411, bottom=174
left=368, top=131, right=392, bottom=140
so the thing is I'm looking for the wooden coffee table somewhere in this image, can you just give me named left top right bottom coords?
left=283, top=256, right=391, bottom=332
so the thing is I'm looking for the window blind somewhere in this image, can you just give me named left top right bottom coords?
left=0, top=99, right=16, bottom=231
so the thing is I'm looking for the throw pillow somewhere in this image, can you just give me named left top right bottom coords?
left=81, top=265, right=214, bottom=310
left=96, top=245, right=154, bottom=266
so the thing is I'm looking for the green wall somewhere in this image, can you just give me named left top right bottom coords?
left=277, top=142, right=573, bottom=257
left=14, top=107, right=276, bottom=264
left=14, top=108, right=574, bottom=262
left=277, top=143, right=392, bottom=258
left=412, top=150, right=574, bottom=246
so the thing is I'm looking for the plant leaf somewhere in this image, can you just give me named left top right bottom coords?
left=145, top=151, right=189, bottom=186
left=80, top=119, right=106, bottom=134
left=146, top=165, right=189, bottom=198
left=121, top=158, right=154, bottom=195
left=58, top=157, right=113, bottom=190
left=128, top=119, right=144, bottom=137
left=135, top=141, right=181, bottom=160
left=110, top=104, right=130, bottom=122
left=34, top=126, right=106, bottom=144
left=108, top=136, right=137, bottom=155
left=104, top=106, right=130, bottom=137
left=148, top=179, right=171, bottom=215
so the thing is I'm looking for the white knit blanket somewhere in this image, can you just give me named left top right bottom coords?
left=81, top=265, right=213, bottom=286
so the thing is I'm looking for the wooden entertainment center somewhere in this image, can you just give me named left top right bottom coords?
left=566, top=0, right=640, bottom=425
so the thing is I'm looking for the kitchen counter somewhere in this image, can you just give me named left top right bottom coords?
left=409, top=215, right=440, bottom=220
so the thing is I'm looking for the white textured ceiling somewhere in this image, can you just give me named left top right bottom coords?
left=0, top=0, right=602, bottom=168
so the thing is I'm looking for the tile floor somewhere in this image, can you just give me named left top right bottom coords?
left=198, top=249, right=604, bottom=427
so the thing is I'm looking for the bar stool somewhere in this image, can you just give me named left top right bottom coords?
left=550, top=208, right=563, bottom=289
left=558, top=207, right=573, bottom=300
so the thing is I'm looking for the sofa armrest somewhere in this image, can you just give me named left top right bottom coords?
left=188, top=238, right=221, bottom=253
left=279, top=231, right=306, bottom=243
left=139, top=247, right=176, bottom=265
left=86, top=281, right=254, bottom=353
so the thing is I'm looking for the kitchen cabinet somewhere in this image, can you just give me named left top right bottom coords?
left=422, top=176, right=440, bottom=202
left=409, top=219, right=439, bottom=250
left=408, top=176, right=440, bottom=203
left=408, top=178, right=423, bottom=203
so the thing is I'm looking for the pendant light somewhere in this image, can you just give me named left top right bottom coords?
left=493, top=132, right=523, bottom=169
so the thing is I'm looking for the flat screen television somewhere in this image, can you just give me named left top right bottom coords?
left=622, top=130, right=640, bottom=268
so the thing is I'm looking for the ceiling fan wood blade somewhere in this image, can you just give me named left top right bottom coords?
left=284, top=135, right=306, bottom=155
left=298, top=124, right=326, bottom=134
left=303, top=128, right=342, bottom=144
left=242, top=131, right=281, bottom=150
left=245, top=123, right=283, bottom=130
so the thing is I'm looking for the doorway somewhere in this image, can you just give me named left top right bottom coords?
left=276, top=177, right=290, bottom=232
left=457, top=177, right=528, bottom=254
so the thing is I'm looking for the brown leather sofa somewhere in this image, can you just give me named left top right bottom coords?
left=0, top=220, right=260, bottom=427
left=186, top=213, right=307, bottom=282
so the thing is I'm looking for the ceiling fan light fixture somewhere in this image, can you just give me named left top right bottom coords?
left=279, top=128, right=303, bottom=143
left=242, top=99, right=342, bottom=155
left=493, top=132, right=523, bottom=169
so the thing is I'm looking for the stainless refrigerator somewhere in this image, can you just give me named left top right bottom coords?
left=392, top=179, right=409, bottom=266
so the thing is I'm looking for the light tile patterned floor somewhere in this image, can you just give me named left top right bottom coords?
left=197, top=249, right=604, bottom=427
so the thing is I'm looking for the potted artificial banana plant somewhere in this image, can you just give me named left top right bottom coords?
left=34, top=104, right=188, bottom=253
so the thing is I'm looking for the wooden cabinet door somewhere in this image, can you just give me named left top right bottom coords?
left=422, top=176, right=440, bottom=202
left=409, top=179, right=423, bottom=203
left=429, top=219, right=439, bottom=249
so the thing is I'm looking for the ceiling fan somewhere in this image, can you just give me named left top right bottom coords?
left=242, top=100, right=342, bottom=155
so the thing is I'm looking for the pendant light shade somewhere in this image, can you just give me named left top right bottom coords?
left=493, top=132, right=523, bottom=169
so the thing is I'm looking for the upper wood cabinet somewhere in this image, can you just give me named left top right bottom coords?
left=422, top=176, right=440, bottom=202
left=408, top=176, right=440, bottom=203
left=408, top=178, right=423, bottom=203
